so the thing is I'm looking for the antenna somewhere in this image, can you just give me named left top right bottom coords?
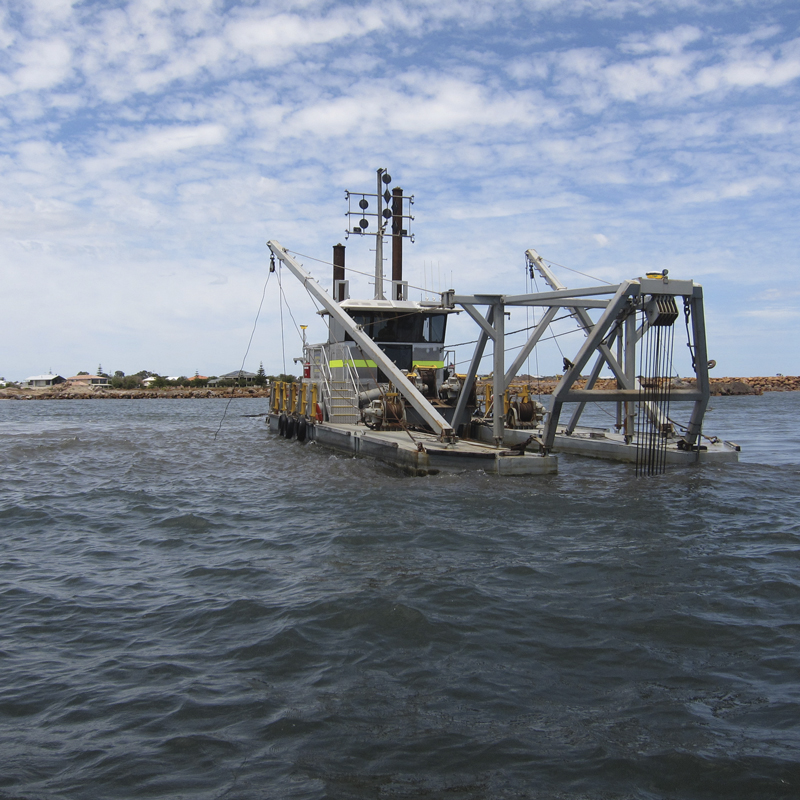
left=344, top=169, right=415, bottom=300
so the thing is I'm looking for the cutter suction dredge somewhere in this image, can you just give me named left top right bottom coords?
left=266, top=169, right=739, bottom=475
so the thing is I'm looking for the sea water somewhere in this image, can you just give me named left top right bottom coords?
left=1, top=394, right=799, bottom=799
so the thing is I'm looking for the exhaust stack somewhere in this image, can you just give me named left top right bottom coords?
left=391, top=187, right=403, bottom=300
left=333, top=243, right=347, bottom=302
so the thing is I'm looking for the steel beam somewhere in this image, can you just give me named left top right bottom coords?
left=503, top=286, right=617, bottom=304
left=542, top=282, right=635, bottom=450
left=461, top=303, right=498, bottom=340
left=685, top=285, right=710, bottom=445
left=492, top=301, right=505, bottom=444
left=452, top=306, right=494, bottom=432
left=563, top=389, right=703, bottom=402
left=502, top=306, right=560, bottom=391
left=565, top=350, right=608, bottom=435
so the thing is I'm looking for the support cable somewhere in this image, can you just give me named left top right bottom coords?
left=278, top=266, right=287, bottom=376
left=214, top=269, right=272, bottom=440
left=287, top=248, right=431, bottom=295
left=541, top=259, right=614, bottom=286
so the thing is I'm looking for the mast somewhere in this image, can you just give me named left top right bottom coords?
left=374, top=168, right=386, bottom=300
left=345, top=168, right=414, bottom=301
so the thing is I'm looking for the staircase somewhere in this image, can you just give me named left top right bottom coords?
left=326, top=380, right=360, bottom=424
left=314, top=343, right=361, bottom=425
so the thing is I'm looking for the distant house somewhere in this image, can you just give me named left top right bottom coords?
left=66, top=374, right=110, bottom=387
left=141, top=375, right=208, bottom=385
left=24, top=374, right=66, bottom=387
left=209, top=370, right=260, bottom=386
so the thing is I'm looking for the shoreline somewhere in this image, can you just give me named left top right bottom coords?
left=0, top=386, right=272, bottom=400
left=1, top=376, right=797, bottom=400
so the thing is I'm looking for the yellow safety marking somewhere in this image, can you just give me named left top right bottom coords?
left=328, top=358, right=444, bottom=369
left=329, top=359, right=377, bottom=368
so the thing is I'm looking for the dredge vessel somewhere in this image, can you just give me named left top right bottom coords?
left=266, top=169, right=739, bottom=475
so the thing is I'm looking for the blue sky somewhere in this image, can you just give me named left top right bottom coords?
left=2, top=0, right=798, bottom=380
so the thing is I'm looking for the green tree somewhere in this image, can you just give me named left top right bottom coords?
left=255, top=362, right=266, bottom=386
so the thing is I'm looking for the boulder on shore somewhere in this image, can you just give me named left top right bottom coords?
left=711, top=380, right=759, bottom=396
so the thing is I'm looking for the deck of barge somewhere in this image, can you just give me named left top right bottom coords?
left=267, top=415, right=557, bottom=475
left=471, top=424, right=740, bottom=464
left=268, top=414, right=739, bottom=473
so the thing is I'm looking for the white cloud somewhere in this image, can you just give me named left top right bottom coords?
left=4, top=37, right=73, bottom=94
left=621, top=24, right=703, bottom=55
left=744, top=308, right=800, bottom=320
left=88, top=124, right=228, bottom=170
left=225, top=8, right=383, bottom=63
left=1, top=0, right=799, bottom=377
left=697, top=43, right=800, bottom=91
left=676, top=176, right=783, bottom=204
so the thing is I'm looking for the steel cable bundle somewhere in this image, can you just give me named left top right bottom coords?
left=635, top=307, right=676, bottom=476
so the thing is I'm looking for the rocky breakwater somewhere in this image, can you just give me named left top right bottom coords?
left=0, top=385, right=273, bottom=400
left=666, top=376, right=800, bottom=395
left=714, top=375, right=800, bottom=394
left=505, top=376, right=799, bottom=396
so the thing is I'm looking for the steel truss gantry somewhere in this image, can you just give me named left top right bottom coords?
left=446, top=249, right=711, bottom=451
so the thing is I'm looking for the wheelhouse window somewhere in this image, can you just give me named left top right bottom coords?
left=344, top=312, right=447, bottom=344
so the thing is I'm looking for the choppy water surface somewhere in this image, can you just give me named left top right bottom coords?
left=1, top=394, right=799, bottom=799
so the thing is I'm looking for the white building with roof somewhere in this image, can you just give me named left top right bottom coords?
left=24, top=374, right=66, bottom=387
left=66, top=374, right=110, bottom=386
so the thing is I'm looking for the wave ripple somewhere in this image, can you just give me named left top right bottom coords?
left=1, top=397, right=799, bottom=799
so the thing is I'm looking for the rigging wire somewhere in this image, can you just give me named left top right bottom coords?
left=528, top=262, right=544, bottom=396
left=288, top=247, right=612, bottom=295
left=287, top=248, right=437, bottom=297
left=278, top=265, right=286, bottom=376
left=447, top=312, right=589, bottom=350
left=279, top=280, right=305, bottom=344
left=541, top=258, right=614, bottom=286
left=451, top=319, right=588, bottom=369
left=525, top=256, right=531, bottom=378
left=214, top=270, right=272, bottom=440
